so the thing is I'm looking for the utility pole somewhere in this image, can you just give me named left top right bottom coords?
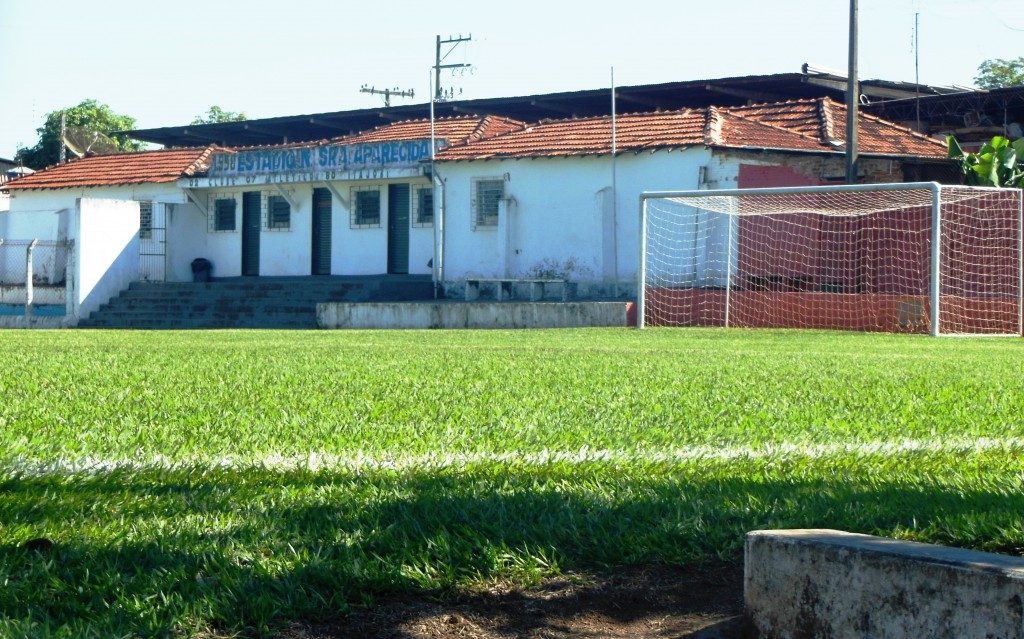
left=59, top=111, right=67, bottom=164
left=914, top=12, right=921, bottom=132
left=360, top=84, right=415, bottom=107
left=434, top=34, right=472, bottom=102
left=845, top=0, right=859, bottom=184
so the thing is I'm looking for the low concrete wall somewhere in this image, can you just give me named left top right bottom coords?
left=745, top=529, right=1024, bottom=639
left=0, top=316, right=67, bottom=329
left=318, top=301, right=629, bottom=329
left=0, top=285, right=65, bottom=305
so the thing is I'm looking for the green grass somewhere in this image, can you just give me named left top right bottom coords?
left=1, top=328, right=1023, bottom=637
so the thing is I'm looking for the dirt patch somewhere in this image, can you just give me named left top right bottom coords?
left=278, top=561, right=744, bottom=639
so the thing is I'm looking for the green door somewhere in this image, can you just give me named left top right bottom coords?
left=387, top=184, right=410, bottom=275
left=242, top=191, right=261, bottom=276
left=311, top=188, right=332, bottom=275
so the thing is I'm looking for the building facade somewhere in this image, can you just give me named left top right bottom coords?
left=2, top=99, right=952, bottom=320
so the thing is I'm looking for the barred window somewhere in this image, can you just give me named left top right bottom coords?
left=414, top=187, right=434, bottom=227
left=214, top=198, right=236, bottom=231
left=350, top=187, right=381, bottom=228
left=472, top=178, right=503, bottom=229
left=139, top=201, right=153, bottom=239
left=267, top=195, right=291, bottom=230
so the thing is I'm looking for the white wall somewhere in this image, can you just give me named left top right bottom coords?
left=6, top=177, right=440, bottom=282
left=5, top=184, right=186, bottom=281
left=72, top=198, right=140, bottom=320
left=197, top=179, right=434, bottom=278
left=436, top=149, right=713, bottom=295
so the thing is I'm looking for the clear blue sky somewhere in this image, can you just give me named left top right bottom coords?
left=0, top=0, right=1020, bottom=157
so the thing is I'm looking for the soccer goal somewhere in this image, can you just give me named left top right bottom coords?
left=638, top=182, right=1023, bottom=336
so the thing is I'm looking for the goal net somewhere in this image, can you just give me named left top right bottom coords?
left=639, top=183, right=1022, bottom=336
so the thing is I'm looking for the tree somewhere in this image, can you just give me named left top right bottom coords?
left=14, top=99, right=143, bottom=169
left=191, top=106, right=247, bottom=125
left=974, top=57, right=1024, bottom=89
left=947, top=134, right=1024, bottom=188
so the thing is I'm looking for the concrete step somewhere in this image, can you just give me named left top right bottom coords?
left=87, top=276, right=435, bottom=329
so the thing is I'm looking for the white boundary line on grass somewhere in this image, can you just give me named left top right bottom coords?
left=3, top=437, right=1024, bottom=476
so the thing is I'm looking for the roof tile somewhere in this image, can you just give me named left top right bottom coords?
left=333, top=115, right=526, bottom=146
left=4, top=147, right=214, bottom=190
left=435, top=97, right=948, bottom=161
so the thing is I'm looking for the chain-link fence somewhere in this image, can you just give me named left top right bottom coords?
left=0, top=239, right=72, bottom=286
left=0, top=240, right=73, bottom=322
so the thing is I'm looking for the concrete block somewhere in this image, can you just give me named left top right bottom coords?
left=745, top=529, right=1024, bottom=639
left=317, top=301, right=629, bottom=330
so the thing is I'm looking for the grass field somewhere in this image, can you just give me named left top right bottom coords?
left=1, top=328, right=1023, bottom=637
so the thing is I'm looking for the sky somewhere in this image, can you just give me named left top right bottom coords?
left=0, top=0, right=1021, bottom=157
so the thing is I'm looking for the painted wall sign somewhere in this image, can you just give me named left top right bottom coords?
left=183, top=167, right=424, bottom=189
left=207, top=139, right=436, bottom=179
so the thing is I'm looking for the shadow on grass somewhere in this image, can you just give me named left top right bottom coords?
left=1, top=458, right=1022, bottom=637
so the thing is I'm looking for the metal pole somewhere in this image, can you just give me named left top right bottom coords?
left=914, top=12, right=921, bottom=132
left=724, top=211, right=734, bottom=328
left=642, top=181, right=960, bottom=200
left=59, top=112, right=67, bottom=165
left=430, top=70, right=438, bottom=299
left=25, top=239, right=37, bottom=321
left=846, top=0, right=859, bottom=184
left=638, top=196, right=648, bottom=329
left=611, top=67, right=619, bottom=298
left=930, top=186, right=941, bottom=336
left=1017, top=189, right=1023, bottom=336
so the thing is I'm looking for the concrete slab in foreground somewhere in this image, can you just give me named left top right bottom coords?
left=317, top=301, right=630, bottom=329
left=745, top=529, right=1024, bottom=639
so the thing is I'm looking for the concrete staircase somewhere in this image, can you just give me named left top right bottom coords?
left=78, top=275, right=437, bottom=329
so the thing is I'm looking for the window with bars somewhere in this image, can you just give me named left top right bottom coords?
left=214, top=198, right=236, bottom=232
left=350, top=187, right=381, bottom=228
left=267, top=195, right=291, bottom=230
left=139, top=201, right=153, bottom=239
left=413, top=187, right=434, bottom=227
left=472, top=178, right=503, bottom=229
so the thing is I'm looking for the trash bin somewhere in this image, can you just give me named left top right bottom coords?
left=191, top=258, right=213, bottom=283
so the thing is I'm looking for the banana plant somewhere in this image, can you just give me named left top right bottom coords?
left=947, top=134, right=1024, bottom=188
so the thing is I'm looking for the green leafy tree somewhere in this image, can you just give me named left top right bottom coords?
left=947, top=135, right=1024, bottom=188
left=14, top=99, right=143, bottom=169
left=191, top=106, right=247, bottom=125
left=974, top=57, right=1024, bottom=89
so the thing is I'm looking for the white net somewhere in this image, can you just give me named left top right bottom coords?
left=640, top=184, right=1022, bottom=335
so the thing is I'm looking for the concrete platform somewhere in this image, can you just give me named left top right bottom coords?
left=317, top=301, right=630, bottom=329
left=745, top=529, right=1024, bottom=639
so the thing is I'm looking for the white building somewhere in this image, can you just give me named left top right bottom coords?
left=432, top=98, right=951, bottom=296
left=1, top=98, right=950, bottom=322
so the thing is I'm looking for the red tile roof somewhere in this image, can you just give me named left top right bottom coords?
left=4, top=147, right=215, bottom=190
left=727, top=98, right=947, bottom=157
left=435, top=98, right=947, bottom=161
left=209, top=116, right=526, bottom=156
left=334, top=115, right=526, bottom=146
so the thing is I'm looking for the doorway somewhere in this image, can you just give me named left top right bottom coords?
left=241, top=191, right=261, bottom=276
left=311, top=188, right=332, bottom=275
left=387, top=183, right=410, bottom=274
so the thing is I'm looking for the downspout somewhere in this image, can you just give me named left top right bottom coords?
left=435, top=171, right=445, bottom=293
left=611, top=67, right=619, bottom=297
left=430, top=72, right=439, bottom=298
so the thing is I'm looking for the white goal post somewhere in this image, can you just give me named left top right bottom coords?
left=638, top=182, right=1023, bottom=336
